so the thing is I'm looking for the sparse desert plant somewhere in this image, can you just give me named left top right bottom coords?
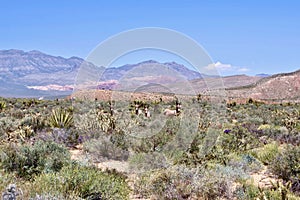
left=2, top=96, right=300, bottom=199
left=0, top=141, right=70, bottom=179
left=83, top=137, right=129, bottom=162
left=35, top=128, right=80, bottom=147
left=128, top=152, right=168, bottom=173
left=270, top=144, right=300, bottom=194
left=133, top=164, right=247, bottom=200
left=30, top=164, right=130, bottom=200
left=29, top=193, right=77, bottom=200
left=11, top=109, right=25, bottom=119
left=21, top=114, right=47, bottom=132
left=235, top=182, right=300, bottom=200
left=75, top=109, right=115, bottom=135
left=0, top=117, right=21, bottom=142
left=252, top=142, right=279, bottom=165
left=49, top=108, right=73, bottom=128
left=219, top=125, right=259, bottom=154
left=227, top=153, right=262, bottom=174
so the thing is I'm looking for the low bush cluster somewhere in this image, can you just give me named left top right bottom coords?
left=30, top=165, right=130, bottom=200
left=0, top=97, right=300, bottom=199
left=0, top=141, right=70, bottom=179
left=270, top=144, right=300, bottom=194
left=134, top=164, right=248, bottom=199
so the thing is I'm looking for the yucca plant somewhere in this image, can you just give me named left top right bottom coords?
left=0, top=101, right=6, bottom=112
left=49, top=108, right=73, bottom=128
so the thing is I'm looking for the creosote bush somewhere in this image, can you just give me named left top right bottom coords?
left=252, top=142, right=279, bottom=165
left=270, top=144, right=300, bottom=194
left=0, top=141, right=70, bottom=179
left=30, top=164, right=130, bottom=200
left=35, top=128, right=80, bottom=148
left=134, top=164, right=248, bottom=200
left=83, top=137, right=129, bottom=162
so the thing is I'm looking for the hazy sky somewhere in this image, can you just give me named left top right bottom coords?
left=1, top=0, right=299, bottom=75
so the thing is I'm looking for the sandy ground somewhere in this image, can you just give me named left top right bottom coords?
left=249, top=165, right=279, bottom=189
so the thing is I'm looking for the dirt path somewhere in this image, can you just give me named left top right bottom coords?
left=249, top=165, right=279, bottom=189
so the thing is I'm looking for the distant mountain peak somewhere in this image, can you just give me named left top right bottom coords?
left=164, top=61, right=182, bottom=65
left=138, top=60, right=159, bottom=64
left=67, top=56, right=83, bottom=61
left=28, top=50, right=43, bottom=54
left=256, top=73, right=271, bottom=77
left=0, top=49, right=25, bottom=54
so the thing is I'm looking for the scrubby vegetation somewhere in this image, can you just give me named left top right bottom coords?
left=0, top=96, right=300, bottom=199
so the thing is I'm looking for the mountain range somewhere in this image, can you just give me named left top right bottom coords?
left=1, top=49, right=299, bottom=102
left=0, top=49, right=206, bottom=97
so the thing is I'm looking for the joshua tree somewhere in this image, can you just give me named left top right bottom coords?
left=163, top=101, right=181, bottom=116
left=0, top=101, right=6, bottom=112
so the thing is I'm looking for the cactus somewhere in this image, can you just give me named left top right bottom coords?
left=16, top=125, right=35, bottom=141
left=270, top=180, right=291, bottom=200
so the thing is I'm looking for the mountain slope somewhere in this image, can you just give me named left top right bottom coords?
left=227, top=70, right=300, bottom=101
left=0, top=50, right=204, bottom=97
left=100, top=60, right=202, bottom=81
left=2, top=49, right=297, bottom=101
left=0, top=49, right=90, bottom=85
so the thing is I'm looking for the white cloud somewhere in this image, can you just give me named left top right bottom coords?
left=238, top=67, right=250, bottom=72
left=204, top=61, right=250, bottom=74
left=215, top=62, right=233, bottom=71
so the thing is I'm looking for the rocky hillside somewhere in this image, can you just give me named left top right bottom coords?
left=189, top=74, right=262, bottom=93
left=227, top=70, right=300, bottom=102
left=0, top=49, right=92, bottom=85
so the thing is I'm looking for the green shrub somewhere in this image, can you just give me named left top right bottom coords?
left=0, top=117, right=20, bottom=135
left=227, top=154, right=262, bottom=174
left=36, top=128, right=80, bottom=148
left=252, top=142, right=279, bottom=165
left=128, top=152, right=168, bottom=173
left=133, top=165, right=246, bottom=199
left=235, top=182, right=300, bottom=200
left=0, top=141, right=70, bottom=179
left=30, top=165, right=130, bottom=200
left=219, top=125, right=259, bottom=154
left=83, top=137, right=129, bottom=162
left=270, top=145, right=300, bottom=194
left=11, top=110, right=25, bottom=119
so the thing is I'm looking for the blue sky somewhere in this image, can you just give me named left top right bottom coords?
left=0, top=0, right=299, bottom=75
